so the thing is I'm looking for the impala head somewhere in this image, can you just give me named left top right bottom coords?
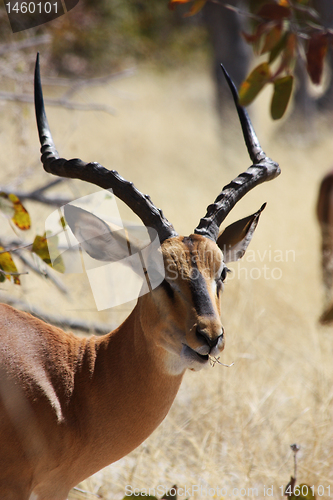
left=34, top=54, right=280, bottom=375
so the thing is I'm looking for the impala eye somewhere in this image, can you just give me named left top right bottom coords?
left=220, top=266, right=230, bottom=283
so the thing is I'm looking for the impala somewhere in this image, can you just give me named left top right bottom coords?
left=0, top=54, right=280, bottom=500
left=317, top=168, right=333, bottom=323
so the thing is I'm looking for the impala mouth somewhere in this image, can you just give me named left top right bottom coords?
left=195, top=351, right=209, bottom=362
left=182, top=344, right=209, bottom=364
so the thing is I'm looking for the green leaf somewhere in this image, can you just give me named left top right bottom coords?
left=239, top=62, right=271, bottom=106
left=261, top=23, right=282, bottom=54
left=271, top=75, right=293, bottom=120
left=280, top=32, right=297, bottom=72
left=0, top=246, right=20, bottom=284
left=60, top=216, right=67, bottom=230
left=0, top=192, right=31, bottom=230
left=32, top=234, right=65, bottom=273
left=268, top=31, right=288, bottom=64
left=290, top=484, right=316, bottom=500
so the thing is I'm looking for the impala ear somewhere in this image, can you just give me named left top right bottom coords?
left=217, top=203, right=266, bottom=263
left=64, top=205, right=143, bottom=262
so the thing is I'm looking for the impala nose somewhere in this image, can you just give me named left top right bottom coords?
left=196, top=327, right=224, bottom=349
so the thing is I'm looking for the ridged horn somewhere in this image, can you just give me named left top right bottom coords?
left=194, top=64, right=280, bottom=241
left=34, top=53, right=178, bottom=243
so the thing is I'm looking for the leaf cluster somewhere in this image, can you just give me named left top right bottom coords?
left=0, top=192, right=64, bottom=285
left=169, top=0, right=333, bottom=119
left=239, top=0, right=331, bottom=119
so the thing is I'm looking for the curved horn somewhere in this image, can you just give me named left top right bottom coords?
left=194, top=64, right=280, bottom=241
left=34, top=53, right=178, bottom=243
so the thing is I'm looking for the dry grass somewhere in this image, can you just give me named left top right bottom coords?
left=1, top=60, right=333, bottom=499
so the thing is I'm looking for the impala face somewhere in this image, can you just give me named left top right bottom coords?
left=141, top=234, right=227, bottom=374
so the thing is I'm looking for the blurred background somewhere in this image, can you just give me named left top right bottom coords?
left=0, top=1, right=333, bottom=499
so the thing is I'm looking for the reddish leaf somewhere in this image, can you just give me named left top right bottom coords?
left=306, top=33, right=328, bottom=84
left=273, top=32, right=296, bottom=77
left=168, top=0, right=191, bottom=10
left=257, top=3, right=291, bottom=20
left=239, top=62, right=272, bottom=106
left=168, top=0, right=207, bottom=14
left=242, top=22, right=268, bottom=46
left=271, top=75, right=293, bottom=119
left=261, top=23, right=282, bottom=53
left=243, top=22, right=277, bottom=55
left=283, top=32, right=296, bottom=67
left=184, top=0, right=207, bottom=16
left=242, top=30, right=262, bottom=44
left=269, top=31, right=288, bottom=63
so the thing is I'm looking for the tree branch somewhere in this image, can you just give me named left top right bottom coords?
left=0, top=294, right=113, bottom=335
left=0, top=34, right=51, bottom=56
left=0, top=180, right=72, bottom=206
left=0, top=91, right=116, bottom=115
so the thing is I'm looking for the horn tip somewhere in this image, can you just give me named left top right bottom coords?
left=220, top=63, right=239, bottom=104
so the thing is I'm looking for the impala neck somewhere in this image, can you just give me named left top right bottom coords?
left=65, top=299, right=184, bottom=479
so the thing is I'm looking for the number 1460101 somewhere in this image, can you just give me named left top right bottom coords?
left=280, top=485, right=330, bottom=497
left=6, top=2, right=58, bottom=14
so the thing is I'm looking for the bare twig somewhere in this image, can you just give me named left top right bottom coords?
left=0, top=66, right=136, bottom=88
left=29, top=178, right=64, bottom=193
left=1, top=180, right=72, bottom=206
left=0, top=91, right=116, bottom=115
left=0, top=34, right=51, bottom=56
left=0, top=237, right=69, bottom=294
left=60, top=67, right=136, bottom=100
left=17, top=252, right=69, bottom=295
left=209, top=355, right=234, bottom=368
left=0, top=237, right=76, bottom=255
left=0, top=268, right=28, bottom=278
left=0, top=239, right=33, bottom=255
left=73, top=486, right=102, bottom=498
left=0, top=294, right=113, bottom=335
left=291, top=443, right=300, bottom=482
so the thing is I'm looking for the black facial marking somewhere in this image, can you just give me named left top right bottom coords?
left=189, top=270, right=215, bottom=316
left=182, top=237, right=215, bottom=317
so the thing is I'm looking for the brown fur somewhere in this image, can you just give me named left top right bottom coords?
left=0, top=235, right=224, bottom=499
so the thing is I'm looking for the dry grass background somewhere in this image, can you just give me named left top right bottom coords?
left=1, top=59, right=333, bottom=499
